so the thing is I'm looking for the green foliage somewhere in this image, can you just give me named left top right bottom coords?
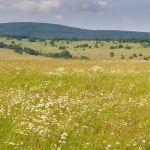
left=59, top=45, right=66, bottom=50
left=110, top=52, right=115, bottom=57
left=28, top=38, right=36, bottom=42
left=121, top=54, right=125, bottom=59
left=50, top=40, right=55, bottom=47
left=110, top=45, right=117, bottom=49
left=12, top=45, right=23, bottom=54
left=79, top=44, right=89, bottom=48
left=133, top=54, right=137, bottom=57
left=24, top=47, right=40, bottom=55
left=95, top=44, right=98, bottom=48
left=125, top=45, right=131, bottom=49
left=0, top=42, right=40, bottom=56
left=0, top=42, right=5, bottom=48
left=144, top=57, right=149, bottom=60
left=80, top=56, right=90, bottom=60
left=118, top=44, right=124, bottom=48
left=110, top=44, right=124, bottom=49
left=46, top=50, right=72, bottom=59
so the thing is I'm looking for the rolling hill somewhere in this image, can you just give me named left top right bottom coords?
left=0, top=22, right=150, bottom=39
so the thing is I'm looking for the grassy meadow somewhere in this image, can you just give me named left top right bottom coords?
left=0, top=56, right=150, bottom=149
left=1, top=37, right=150, bottom=60
left=0, top=37, right=150, bottom=149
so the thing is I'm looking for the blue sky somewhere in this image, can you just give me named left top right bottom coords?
left=0, top=0, right=150, bottom=32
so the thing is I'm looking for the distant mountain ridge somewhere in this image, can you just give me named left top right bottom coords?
left=0, top=22, right=150, bottom=39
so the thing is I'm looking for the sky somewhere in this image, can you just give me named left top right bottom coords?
left=0, top=0, right=150, bottom=32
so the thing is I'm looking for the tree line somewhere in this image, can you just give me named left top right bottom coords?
left=0, top=42, right=73, bottom=59
left=2, top=35, right=150, bottom=43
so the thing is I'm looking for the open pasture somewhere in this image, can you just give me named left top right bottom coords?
left=1, top=37, right=150, bottom=60
left=0, top=59, right=150, bottom=149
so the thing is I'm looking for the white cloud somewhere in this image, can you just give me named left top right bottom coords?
left=12, top=1, right=37, bottom=13
left=97, top=0, right=107, bottom=8
left=0, top=4, right=6, bottom=12
left=11, top=0, right=60, bottom=13
left=76, top=0, right=107, bottom=12
left=39, top=0, right=60, bottom=12
left=55, top=14, right=64, bottom=20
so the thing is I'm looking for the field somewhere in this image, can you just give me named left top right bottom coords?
left=0, top=48, right=48, bottom=60
left=1, top=37, right=150, bottom=60
left=0, top=56, right=150, bottom=149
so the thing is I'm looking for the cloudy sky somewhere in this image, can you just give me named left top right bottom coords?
left=0, top=0, right=150, bottom=32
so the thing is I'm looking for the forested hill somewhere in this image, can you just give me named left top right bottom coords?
left=0, top=22, right=150, bottom=39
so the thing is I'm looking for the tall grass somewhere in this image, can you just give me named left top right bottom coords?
left=0, top=59, right=150, bottom=149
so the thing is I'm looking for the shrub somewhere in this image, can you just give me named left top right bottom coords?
left=28, top=38, right=36, bottom=42
left=47, top=51, right=72, bottom=59
left=110, top=46, right=116, bottom=49
left=50, top=40, right=55, bottom=47
left=24, top=47, right=40, bottom=55
left=144, top=57, right=149, bottom=60
left=121, top=55, right=125, bottom=59
left=125, top=45, right=131, bottom=49
left=110, top=52, right=115, bottom=57
left=95, top=44, right=98, bottom=48
left=118, top=44, right=124, bottom=48
left=133, top=54, right=137, bottom=57
left=11, top=41, right=15, bottom=44
left=0, top=42, right=5, bottom=48
left=59, top=46, right=66, bottom=50
left=80, top=56, right=90, bottom=60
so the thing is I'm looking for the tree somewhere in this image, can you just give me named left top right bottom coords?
left=47, top=51, right=72, bottom=59
left=133, top=54, right=137, bottom=57
left=0, top=42, right=5, bottom=48
left=125, top=45, right=131, bottom=49
left=121, top=55, right=125, bottom=59
left=144, top=57, right=149, bottom=60
left=118, top=44, right=124, bottom=48
left=50, top=40, right=55, bottom=47
left=110, top=46, right=116, bottom=49
left=24, top=47, right=40, bottom=55
left=110, top=52, right=115, bottom=57
left=59, top=46, right=66, bottom=50
left=95, top=44, right=98, bottom=48
left=28, top=38, right=36, bottom=42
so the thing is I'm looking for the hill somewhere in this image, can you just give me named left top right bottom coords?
left=1, top=36, right=150, bottom=60
left=0, top=48, right=48, bottom=60
left=0, top=22, right=150, bottom=39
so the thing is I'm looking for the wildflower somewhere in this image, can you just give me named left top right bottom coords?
left=107, top=144, right=112, bottom=148
left=91, top=66, right=104, bottom=72
left=57, top=147, right=61, bottom=150
left=116, top=142, right=120, bottom=145
left=57, top=67, right=65, bottom=72
left=142, top=140, right=146, bottom=143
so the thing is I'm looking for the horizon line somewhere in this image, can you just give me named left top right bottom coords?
left=0, top=21, right=150, bottom=33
